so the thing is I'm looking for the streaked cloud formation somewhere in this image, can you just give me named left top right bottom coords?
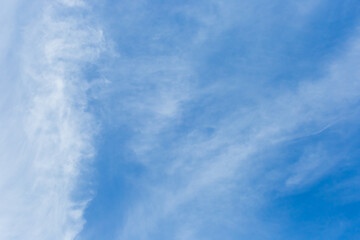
left=1, top=0, right=360, bottom=240
left=110, top=28, right=360, bottom=240
left=0, top=0, right=103, bottom=239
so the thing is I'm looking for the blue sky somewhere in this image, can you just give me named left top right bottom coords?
left=1, top=0, right=360, bottom=239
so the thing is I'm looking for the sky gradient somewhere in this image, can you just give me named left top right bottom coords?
left=1, top=0, right=360, bottom=239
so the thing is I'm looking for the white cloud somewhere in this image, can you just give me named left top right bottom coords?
left=0, top=1, right=104, bottom=239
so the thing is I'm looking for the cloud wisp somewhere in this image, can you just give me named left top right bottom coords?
left=115, top=22, right=360, bottom=240
left=0, top=1, right=104, bottom=239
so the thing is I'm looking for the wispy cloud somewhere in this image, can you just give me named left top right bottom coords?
left=115, top=20, right=360, bottom=240
left=0, top=1, right=104, bottom=239
left=3, top=0, right=358, bottom=239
